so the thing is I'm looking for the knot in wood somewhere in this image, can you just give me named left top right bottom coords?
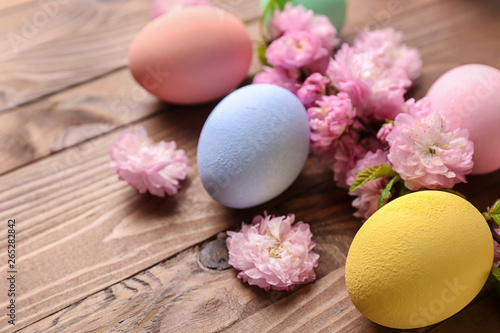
left=198, top=239, right=231, bottom=270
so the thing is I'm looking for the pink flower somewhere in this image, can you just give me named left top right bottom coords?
left=308, top=92, right=356, bottom=152
left=354, top=28, right=422, bottom=83
left=404, top=97, right=435, bottom=118
left=253, top=66, right=301, bottom=93
left=151, top=0, right=212, bottom=19
left=326, top=44, right=411, bottom=122
left=377, top=121, right=394, bottom=146
left=226, top=213, right=319, bottom=291
left=346, top=150, right=390, bottom=220
left=297, top=73, right=330, bottom=107
left=270, top=3, right=339, bottom=50
left=266, top=31, right=328, bottom=69
left=332, top=132, right=368, bottom=189
left=386, top=103, right=474, bottom=191
left=109, top=126, right=190, bottom=197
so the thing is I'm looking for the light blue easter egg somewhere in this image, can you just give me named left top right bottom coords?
left=261, top=0, right=347, bottom=33
left=197, top=84, right=310, bottom=209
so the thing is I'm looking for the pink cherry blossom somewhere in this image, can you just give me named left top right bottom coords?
left=351, top=179, right=388, bottom=220
left=109, top=126, right=190, bottom=197
left=326, top=44, right=411, bottom=122
left=332, top=132, right=368, bottom=189
left=297, top=73, right=330, bottom=107
left=346, top=150, right=390, bottom=220
left=270, top=3, right=339, bottom=51
left=404, top=97, right=435, bottom=118
left=354, top=28, right=422, bottom=83
left=151, top=0, right=212, bottom=19
left=386, top=104, right=474, bottom=191
left=266, top=31, right=329, bottom=69
left=253, top=66, right=301, bottom=94
left=226, top=213, right=319, bottom=291
left=377, top=121, right=394, bottom=146
left=308, top=92, right=356, bottom=151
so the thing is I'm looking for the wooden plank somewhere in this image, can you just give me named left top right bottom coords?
left=1, top=0, right=499, bottom=332
left=0, top=105, right=355, bottom=331
left=3, top=0, right=500, bottom=174
left=21, top=242, right=499, bottom=333
left=0, top=20, right=261, bottom=176
left=0, top=109, right=231, bottom=331
left=428, top=292, right=500, bottom=333
left=0, top=0, right=260, bottom=111
left=20, top=249, right=367, bottom=333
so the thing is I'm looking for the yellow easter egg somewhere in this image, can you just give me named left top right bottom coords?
left=345, top=191, right=493, bottom=329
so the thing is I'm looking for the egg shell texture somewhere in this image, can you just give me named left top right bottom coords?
left=128, top=7, right=252, bottom=105
left=346, top=191, right=493, bottom=329
left=197, top=84, right=310, bottom=209
left=427, top=64, right=500, bottom=174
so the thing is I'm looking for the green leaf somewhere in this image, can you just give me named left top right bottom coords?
left=399, top=185, right=412, bottom=196
left=378, top=176, right=401, bottom=209
left=482, top=199, right=500, bottom=225
left=262, top=0, right=289, bottom=24
left=257, top=44, right=269, bottom=66
left=349, top=163, right=397, bottom=193
left=492, top=200, right=500, bottom=214
left=491, top=200, right=500, bottom=225
left=492, top=267, right=500, bottom=280
left=439, top=189, right=467, bottom=200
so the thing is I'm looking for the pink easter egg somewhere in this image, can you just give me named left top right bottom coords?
left=427, top=64, right=500, bottom=174
left=129, top=7, right=252, bottom=105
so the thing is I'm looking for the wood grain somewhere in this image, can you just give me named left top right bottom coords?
left=0, top=21, right=261, bottom=176
left=25, top=242, right=497, bottom=333
left=0, top=0, right=260, bottom=112
left=0, top=105, right=359, bottom=331
left=0, top=0, right=499, bottom=332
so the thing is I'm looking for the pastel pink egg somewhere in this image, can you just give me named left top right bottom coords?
left=427, top=64, right=500, bottom=174
left=129, top=7, right=252, bottom=105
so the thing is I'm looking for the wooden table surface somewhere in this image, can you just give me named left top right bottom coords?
left=1, top=0, right=500, bottom=332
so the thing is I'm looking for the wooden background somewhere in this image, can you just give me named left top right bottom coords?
left=1, top=0, right=499, bottom=332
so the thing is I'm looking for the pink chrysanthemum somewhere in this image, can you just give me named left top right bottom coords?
left=266, top=31, right=328, bottom=69
left=270, top=3, right=339, bottom=51
left=308, top=92, right=356, bottom=151
left=386, top=101, right=474, bottom=191
left=326, top=44, right=411, bottom=122
left=151, top=0, right=211, bottom=19
left=346, top=150, right=390, bottom=220
left=109, top=126, right=190, bottom=197
left=253, top=66, right=301, bottom=93
left=353, top=28, right=422, bottom=83
left=226, top=213, right=319, bottom=291
left=332, top=131, right=368, bottom=189
left=297, top=73, right=330, bottom=108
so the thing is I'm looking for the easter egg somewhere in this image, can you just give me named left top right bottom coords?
left=345, top=191, right=493, bottom=329
left=427, top=64, right=500, bottom=174
left=128, top=7, right=252, bottom=105
left=197, top=84, right=310, bottom=209
left=260, top=0, right=346, bottom=32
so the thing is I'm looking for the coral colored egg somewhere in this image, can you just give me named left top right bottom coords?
left=346, top=191, right=493, bottom=329
left=427, top=64, right=500, bottom=174
left=260, top=0, right=346, bottom=32
left=197, top=84, right=310, bottom=209
left=128, top=7, right=252, bottom=105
